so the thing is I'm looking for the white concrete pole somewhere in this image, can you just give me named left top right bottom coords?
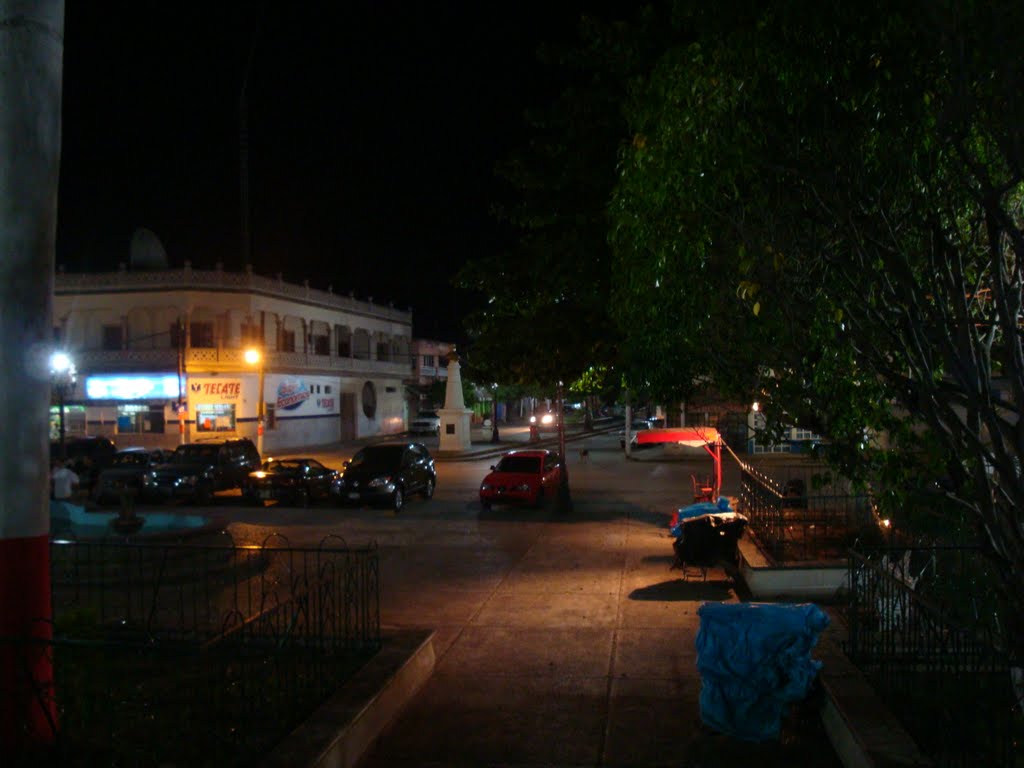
left=0, top=0, right=65, bottom=749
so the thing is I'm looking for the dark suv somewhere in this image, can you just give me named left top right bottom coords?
left=141, top=438, right=261, bottom=504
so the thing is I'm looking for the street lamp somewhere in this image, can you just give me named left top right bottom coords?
left=245, top=347, right=265, bottom=456
left=49, top=351, right=77, bottom=462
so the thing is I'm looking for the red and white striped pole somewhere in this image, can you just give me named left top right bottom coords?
left=0, top=0, right=65, bottom=750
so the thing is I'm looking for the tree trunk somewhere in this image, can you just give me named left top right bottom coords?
left=0, top=0, right=65, bottom=750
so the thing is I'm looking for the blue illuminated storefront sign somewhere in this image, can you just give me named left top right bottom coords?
left=85, top=374, right=182, bottom=401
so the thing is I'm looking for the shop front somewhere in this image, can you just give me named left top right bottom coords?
left=82, top=373, right=182, bottom=449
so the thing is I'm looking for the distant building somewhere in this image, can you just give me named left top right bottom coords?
left=408, top=338, right=451, bottom=407
left=52, top=263, right=413, bottom=452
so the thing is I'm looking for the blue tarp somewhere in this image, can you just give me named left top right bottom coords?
left=695, top=602, right=830, bottom=742
left=669, top=496, right=737, bottom=538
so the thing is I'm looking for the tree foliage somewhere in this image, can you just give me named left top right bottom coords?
left=609, top=0, right=1024, bottom=656
left=457, top=6, right=670, bottom=391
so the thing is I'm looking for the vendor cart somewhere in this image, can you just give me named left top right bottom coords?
left=635, top=426, right=724, bottom=500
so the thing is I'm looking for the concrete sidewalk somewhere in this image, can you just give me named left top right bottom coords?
left=266, top=461, right=846, bottom=767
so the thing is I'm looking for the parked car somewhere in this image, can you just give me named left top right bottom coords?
left=141, top=437, right=261, bottom=504
left=331, top=442, right=435, bottom=513
left=91, top=447, right=172, bottom=505
left=619, top=418, right=656, bottom=449
left=243, top=457, right=338, bottom=507
left=50, top=435, right=118, bottom=490
left=479, top=449, right=563, bottom=510
left=409, top=410, right=441, bottom=436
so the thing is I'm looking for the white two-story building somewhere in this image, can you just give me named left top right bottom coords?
left=53, top=263, right=414, bottom=452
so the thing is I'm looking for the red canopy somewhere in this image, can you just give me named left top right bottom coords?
left=634, top=427, right=723, bottom=498
left=634, top=427, right=722, bottom=447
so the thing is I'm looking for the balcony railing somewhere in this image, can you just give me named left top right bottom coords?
left=56, top=264, right=412, bottom=324
left=74, top=347, right=414, bottom=377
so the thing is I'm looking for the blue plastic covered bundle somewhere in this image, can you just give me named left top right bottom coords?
left=669, top=496, right=736, bottom=538
left=695, top=602, right=830, bottom=742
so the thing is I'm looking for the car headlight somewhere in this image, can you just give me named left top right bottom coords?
left=367, top=476, right=392, bottom=489
left=142, top=473, right=155, bottom=486
left=513, top=483, right=531, bottom=492
left=529, top=415, right=537, bottom=424
left=541, top=414, right=554, bottom=425
left=480, top=482, right=492, bottom=491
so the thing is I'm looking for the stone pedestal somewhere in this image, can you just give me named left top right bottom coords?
left=437, top=347, right=473, bottom=453
left=438, top=407, right=473, bottom=452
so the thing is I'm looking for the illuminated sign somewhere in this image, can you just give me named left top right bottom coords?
left=85, top=375, right=181, bottom=401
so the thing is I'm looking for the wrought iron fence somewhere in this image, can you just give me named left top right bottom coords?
left=845, top=546, right=1022, bottom=767
left=740, top=464, right=875, bottom=561
left=7, top=534, right=380, bottom=767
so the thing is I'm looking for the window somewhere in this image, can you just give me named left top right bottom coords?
left=281, top=330, right=296, bottom=352
left=240, top=322, right=260, bottom=346
left=115, top=404, right=165, bottom=434
left=337, top=337, right=351, bottom=357
left=312, top=334, right=330, bottom=355
left=265, top=402, right=276, bottom=430
left=169, top=321, right=183, bottom=350
left=196, top=403, right=236, bottom=432
left=190, top=321, right=215, bottom=349
left=102, top=324, right=123, bottom=350
left=422, top=354, right=435, bottom=368
left=376, top=342, right=389, bottom=361
left=324, top=385, right=332, bottom=394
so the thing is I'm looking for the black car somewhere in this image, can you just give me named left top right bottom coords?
left=51, top=435, right=118, bottom=490
left=331, top=442, right=435, bottom=513
left=91, top=447, right=172, bottom=505
left=244, top=458, right=338, bottom=507
left=141, top=437, right=261, bottom=504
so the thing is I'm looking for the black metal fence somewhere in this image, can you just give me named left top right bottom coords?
left=845, top=546, right=1022, bottom=767
left=740, top=463, right=875, bottom=561
left=8, top=534, right=380, bottom=767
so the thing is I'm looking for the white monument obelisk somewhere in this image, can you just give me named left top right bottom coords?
left=437, top=347, right=473, bottom=453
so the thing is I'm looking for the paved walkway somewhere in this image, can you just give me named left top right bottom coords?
left=334, top=423, right=843, bottom=767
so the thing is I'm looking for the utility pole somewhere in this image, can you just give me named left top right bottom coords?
left=0, top=0, right=65, bottom=750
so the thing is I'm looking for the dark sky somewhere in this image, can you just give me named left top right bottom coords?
left=57, top=2, right=606, bottom=342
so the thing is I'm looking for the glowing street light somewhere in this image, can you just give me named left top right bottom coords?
left=245, top=347, right=265, bottom=456
left=49, top=351, right=77, bottom=462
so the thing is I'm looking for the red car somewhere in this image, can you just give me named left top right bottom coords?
left=479, top=449, right=563, bottom=509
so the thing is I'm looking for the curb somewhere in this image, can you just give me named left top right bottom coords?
left=262, top=629, right=436, bottom=768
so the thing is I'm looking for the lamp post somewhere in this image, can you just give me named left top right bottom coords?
left=556, top=380, right=573, bottom=513
left=245, top=347, right=265, bottom=456
left=49, top=351, right=77, bottom=462
left=490, top=383, right=500, bottom=443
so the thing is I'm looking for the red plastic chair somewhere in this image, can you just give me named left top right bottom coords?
left=691, top=474, right=714, bottom=503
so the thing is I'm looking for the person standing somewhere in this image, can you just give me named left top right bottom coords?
left=50, top=460, right=79, bottom=501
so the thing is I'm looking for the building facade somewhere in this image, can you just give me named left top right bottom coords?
left=408, top=338, right=451, bottom=409
left=53, top=264, right=414, bottom=452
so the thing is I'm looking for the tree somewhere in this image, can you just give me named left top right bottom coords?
left=609, top=0, right=1024, bottom=663
left=0, top=0, right=65, bottom=749
left=457, top=6, right=670, bottom=393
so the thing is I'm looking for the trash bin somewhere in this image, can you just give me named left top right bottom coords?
left=695, top=602, right=830, bottom=742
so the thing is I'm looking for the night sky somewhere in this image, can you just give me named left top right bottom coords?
left=57, top=2, right=610, bottom=342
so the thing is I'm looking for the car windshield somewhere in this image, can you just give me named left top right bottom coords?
left=264, top=459, right=305, bottom=472
left=416, top=411, right=437, bottom=419
left=112, top=452, right=148, bottom=467
left=172, top=445, right=219, bottom=462
left=349, top=445, right=404, bottom=468
left=495, top=455, right=541, bottom=473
